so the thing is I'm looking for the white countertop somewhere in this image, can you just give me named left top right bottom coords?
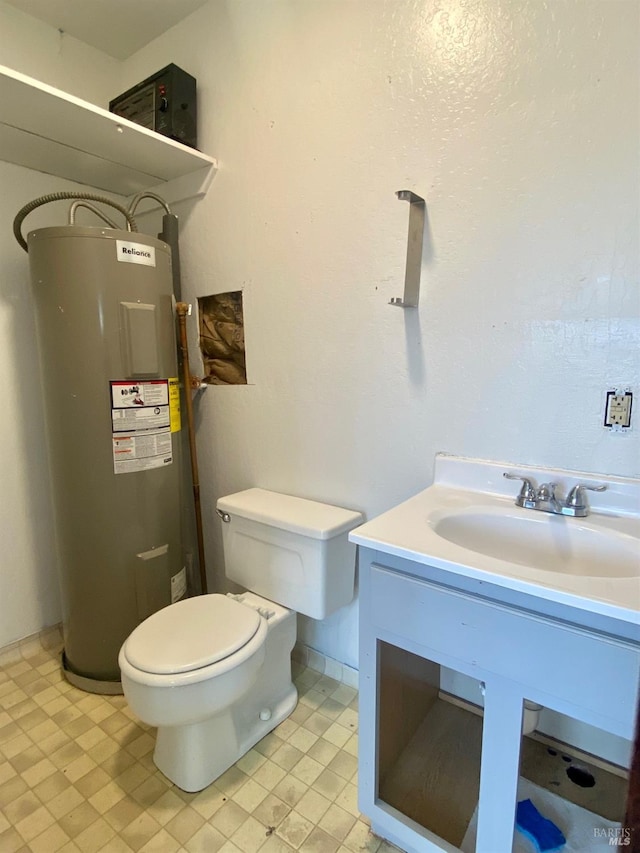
left=350, top=456, right=640, bottom=630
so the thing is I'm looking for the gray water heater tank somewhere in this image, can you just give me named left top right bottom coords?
left=28, top=226, right=184, bottom=693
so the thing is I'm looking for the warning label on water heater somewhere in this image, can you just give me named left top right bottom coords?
left=110, top=380, right=173, bottom=474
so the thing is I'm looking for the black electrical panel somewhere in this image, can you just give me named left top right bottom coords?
left=109, top=64, right=197, bottom=149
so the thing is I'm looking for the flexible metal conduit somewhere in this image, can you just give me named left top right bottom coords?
left=13, top=192, right=138, bottom=251
left=68, top=201, right=119, bottom=229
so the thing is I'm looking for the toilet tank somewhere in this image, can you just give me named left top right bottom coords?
left=216, top=489, right=364, bottom=620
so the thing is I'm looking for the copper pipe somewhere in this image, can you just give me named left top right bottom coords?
left=175, top=302, right=208, bottom=595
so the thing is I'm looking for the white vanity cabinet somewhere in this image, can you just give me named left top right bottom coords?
left=352, top=456, right=640, bottom=853
left=357, top=549, right=639, bottom=853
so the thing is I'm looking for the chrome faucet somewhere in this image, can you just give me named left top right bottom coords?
left=503, top=473, right=606, bottom=518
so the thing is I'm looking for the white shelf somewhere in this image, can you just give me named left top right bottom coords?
left=0, top=65, right=217, bottom=200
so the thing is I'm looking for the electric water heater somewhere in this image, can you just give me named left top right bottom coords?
left=27, top=226, right=185, bottom=693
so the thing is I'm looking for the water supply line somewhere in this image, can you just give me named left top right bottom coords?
left=480, top=682, right=542, bottom=735
left=176, top=302, right=208, bottom=595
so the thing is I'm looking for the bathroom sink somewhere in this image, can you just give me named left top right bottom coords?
left=430, top=507, right=639, bottom=578
left=350, top=456, right=640, bottom=625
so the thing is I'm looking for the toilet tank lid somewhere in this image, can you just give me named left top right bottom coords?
left=217, top=488, right=364, bottom=540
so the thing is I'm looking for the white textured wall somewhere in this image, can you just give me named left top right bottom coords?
left=0, top=1, right=120, bottom=104
left=1, top=1, right=638, bottom=666
left=0, top=2, right=123, bottom=647
left=124, top=0, right=639, bottom=668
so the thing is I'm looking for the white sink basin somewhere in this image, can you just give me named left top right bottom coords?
left=430, top=506, right=639, bottom=578
left=349, top=456, right=640, bottom=625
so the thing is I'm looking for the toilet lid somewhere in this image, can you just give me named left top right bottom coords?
left=123, top=594, right=261, bottom=675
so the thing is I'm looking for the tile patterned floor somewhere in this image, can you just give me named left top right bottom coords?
left=0, top=629, right=399, bottom=853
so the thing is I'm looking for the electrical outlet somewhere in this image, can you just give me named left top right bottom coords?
left=604, top=390, right=633, bottom=429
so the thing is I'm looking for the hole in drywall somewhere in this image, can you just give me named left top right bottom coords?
left=198, top=291, right=247, bottom=385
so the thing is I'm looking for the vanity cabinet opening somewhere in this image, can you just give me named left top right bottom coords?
left=376, top=647, right=631, bottom=851
left=508, top=700, right=630, bottom=851
left=376, top=641, right=484, bottom=850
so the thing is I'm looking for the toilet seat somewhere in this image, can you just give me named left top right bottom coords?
left=122, top=594, right=261, bottom=675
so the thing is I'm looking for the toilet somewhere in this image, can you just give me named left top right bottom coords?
left=118, top=488, right=363, bottom=792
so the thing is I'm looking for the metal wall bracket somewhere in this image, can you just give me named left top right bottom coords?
left=390, top=190, right=425, bottom=308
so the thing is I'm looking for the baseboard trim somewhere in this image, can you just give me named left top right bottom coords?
left=0, top=623, right=63, bottom=667
left=1, top=630, right=361, bottom=693
left=293, top=642, right=358, bottom=689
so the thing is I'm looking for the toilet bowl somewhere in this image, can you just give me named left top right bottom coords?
left=119, top=488, right=363, bottom=792
left=119, top=592, right=296, bottom=792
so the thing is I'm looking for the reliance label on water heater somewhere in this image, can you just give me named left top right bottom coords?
left=116, top=240, right=156, bottom=267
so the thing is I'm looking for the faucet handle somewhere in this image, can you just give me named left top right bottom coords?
left=503, top=473, right=537, bottom=503
left=565, top=482, right=607, bottom=509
